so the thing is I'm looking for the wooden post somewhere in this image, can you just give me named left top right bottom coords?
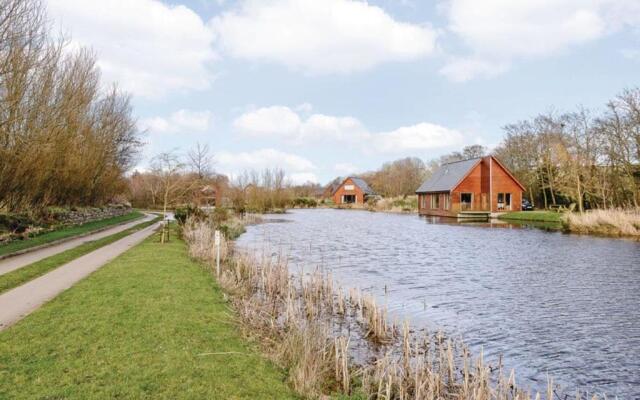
left=214, top=230, right=221, bottom=278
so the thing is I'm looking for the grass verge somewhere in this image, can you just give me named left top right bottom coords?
left=497, top=210, right=563, bottom=223
left=0, top=217, right=160, bottom=295
left=0, top=228, right=297, bottom=399
left=0, top=211, right=144, bottom=257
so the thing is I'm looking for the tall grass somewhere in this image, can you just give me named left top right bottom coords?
left=565, top=209, right=640, bottom=238
left=183, top=220, right=598, bottom=399
left=368, top=196, right=418, bottom=213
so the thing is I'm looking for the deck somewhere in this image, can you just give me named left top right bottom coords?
left=457, top=211, right=490, bottom=220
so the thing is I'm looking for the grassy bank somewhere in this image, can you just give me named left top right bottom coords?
left=0, top=211, right=144, bottom=257
left=184, top=219, right=580, bottom=400
left=498, top=210, right=563, bottom=223
left=0, top=217, right=160, bottom=295
left=0, top=229, right=297, bottom=399
left=565, top=209, right=640, bottom=238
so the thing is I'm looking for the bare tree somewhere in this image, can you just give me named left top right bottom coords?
left=0, top=0, right=140, bottom=212
left=187, top=142, right=213, bottom=180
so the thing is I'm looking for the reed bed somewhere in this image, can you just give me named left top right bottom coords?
left=367, top=196, right=418, bottom=213
left=183, top=219, right=597, bottom=399
left=565, top=208, right=640, bottom=238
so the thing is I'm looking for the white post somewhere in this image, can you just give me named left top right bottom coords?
left=214, top=230, right=221, bottom=278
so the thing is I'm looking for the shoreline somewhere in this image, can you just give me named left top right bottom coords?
left=184, top=216, right=606, bottom=399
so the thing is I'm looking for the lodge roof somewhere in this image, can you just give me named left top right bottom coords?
left=333, top=176, right=376, bottom=195
left=350, top=177, right=376, bottom=195
left=415, top=158, right=482, bottom=193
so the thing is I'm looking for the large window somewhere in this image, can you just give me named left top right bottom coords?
left=443, top=194, right=450, bottom=210
left=342, top=194, right=356, bottom=204
left=421, top=195, right=427, bottom=209
left=460, top=193, right=473, bottom=211
left=497, top=193, right=512, bottom=210
left=431, top=194, right=440, bottom=209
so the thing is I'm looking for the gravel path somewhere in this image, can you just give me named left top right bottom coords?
left=0, top=220, right=161, bottom=331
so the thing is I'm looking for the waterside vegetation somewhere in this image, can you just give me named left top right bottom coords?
left=564, top=209, right=640, bottom=238
left=498, top=211, right=563, bottom=224
left=183, top=217, right=600, bottom=399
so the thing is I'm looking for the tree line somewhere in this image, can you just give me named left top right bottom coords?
left=0, top=0, right=140, bottom=212
left=494, top=88, right=640, bottom=211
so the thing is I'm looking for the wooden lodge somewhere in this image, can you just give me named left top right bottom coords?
left=332, top=177, right=376, bottom=205
left=415, top=156, right=525, bottom=218
left=198, top=184, right=222, bottom=207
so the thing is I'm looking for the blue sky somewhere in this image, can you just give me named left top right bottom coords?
left=46, top=0, right=640, bottom=184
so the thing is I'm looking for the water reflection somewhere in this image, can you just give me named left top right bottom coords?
left=236, top=209, right=640, bottom=398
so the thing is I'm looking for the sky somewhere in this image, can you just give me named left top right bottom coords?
left=45, top=0, right=640, bottom=185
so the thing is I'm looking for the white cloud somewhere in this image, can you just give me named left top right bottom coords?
left=373, top=123, right=464, bottom=153
left=334, top=162, right=362, bottom=175
left=47, top=0, right=216, bottom=99
left=442, top=0, right=640, bottom=81
left=211, top=0, right=438, bottom=74
left=139, top=109, right=213, bottom=134
left=215, top=148, right=316, bottom=176
left=233, top=106, right=302, bottom=139
left=233, top=106, right=368, bottom=143
left=289, top=172, right=320, bottom=184
left=295, top=103, right=313, bottom=113
left=301, top=115, right=368, bottom=143
left=234, top=105, right=465, bottom=153
left=439, top=57, right=508, bottom=83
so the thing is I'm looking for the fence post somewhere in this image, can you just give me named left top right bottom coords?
left=214, top=230, right=221, bottom=278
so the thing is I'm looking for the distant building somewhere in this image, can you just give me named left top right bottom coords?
left=416, top=156, right=525, bottom=217
left=332, top=177, right=376, bottom=205
left=199, top=184, right=221, bottom=207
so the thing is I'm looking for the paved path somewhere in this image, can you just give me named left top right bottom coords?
left=0, top=213, right=155, bottom=276
left=0, top=220, right=161, bottom=331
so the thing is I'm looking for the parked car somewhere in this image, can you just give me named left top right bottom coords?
left=521, top=199, right=534, bottom=211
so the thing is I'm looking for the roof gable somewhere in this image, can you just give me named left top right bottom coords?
left=490, top=157, right=527, bottom=191
left=416, top=158, right=481, bottom=193
left=333, top=177, right=376, bottom=195
left=415, top=156, right=526, bottom=193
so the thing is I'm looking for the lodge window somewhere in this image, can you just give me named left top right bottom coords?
left=443, top=194, right=450, bottom=210
left=421, top=195, right=427, bottom=209
left=497, top=193, right=511, bottom=210
left=431, top=194, right=440, bottom=209
left=460, top=193, right=473, bottom=211
left=342, top=194, right=356, bottom=204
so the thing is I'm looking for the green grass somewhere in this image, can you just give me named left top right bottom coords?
left=497, top=210, right=564, bottom=223
left=0, top=229, right=298, bottom=399
left=0, top=217, right=161, bottom=295
left=0, top=211, right=144, bottom=257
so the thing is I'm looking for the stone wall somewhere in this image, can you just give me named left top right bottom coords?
left=57, top=205, right=132, bottom=226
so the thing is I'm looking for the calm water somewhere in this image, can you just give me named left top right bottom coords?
left=236, top=209, right=640, bottom=398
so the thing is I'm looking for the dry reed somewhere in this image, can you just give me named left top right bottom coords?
left=565, top=208, right=640, bottom=238
left=183, top=220, right=599, bottom=400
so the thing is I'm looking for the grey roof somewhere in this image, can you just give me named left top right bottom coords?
left=341, top=177, right=375, bottom=195
left=416, top=158, right=481, bottom=193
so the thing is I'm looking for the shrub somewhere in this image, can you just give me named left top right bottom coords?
left=292, top=197, right=318, bottom=208
left=174, top=205, right=206, bottom=225
left=211, top=207, right=230, bottom=225
left=0, top=214, right=34, bottom=234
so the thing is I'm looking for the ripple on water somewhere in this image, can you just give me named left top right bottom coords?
left=238, top=209, right=640, bottom=398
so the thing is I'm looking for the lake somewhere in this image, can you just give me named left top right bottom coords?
left=236, top=209, right=640, bottom=398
